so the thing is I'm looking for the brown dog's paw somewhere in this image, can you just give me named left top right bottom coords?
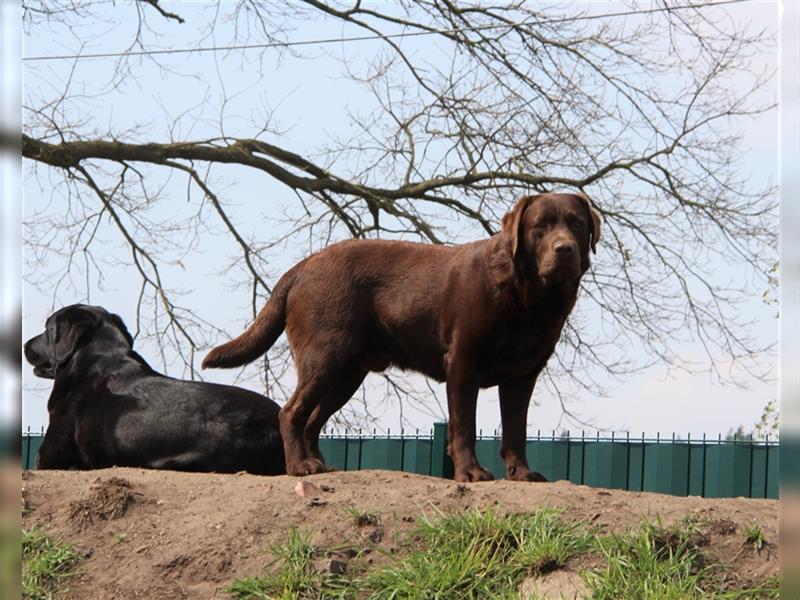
left=455, top=465, right=495, bottom=483
left=286, top=458, right=333, bottom=476
left=507, top=468, right=548, bottom=482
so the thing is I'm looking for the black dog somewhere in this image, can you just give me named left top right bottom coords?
left=24, top=304, right=285, bottom=474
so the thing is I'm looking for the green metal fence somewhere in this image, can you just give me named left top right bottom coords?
left=21, top=423, right=779, bottom=499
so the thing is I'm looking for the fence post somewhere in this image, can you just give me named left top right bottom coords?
left=343, top=429, right=349, bottom=471
left=431, top=421, right=454, bottom=479
left=625, top=431, right=630, bottom=491
left=565, top=430, right=571, bottom=482
left=764, top=434, right=770, bottom=499
left=686, top=432, right=691, bottom=496
left=701, top=433, right=707, bottom=497
left=25, top=426, right=32, bottom=470
left=748, top=438, right=755, bottom=498
left=580, top=431, right=586, bottom=485
left=357, top=429, right=363, bottom=470
left=640, top=432, right=646, bottom=492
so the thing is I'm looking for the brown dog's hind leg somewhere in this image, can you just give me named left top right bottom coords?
left=280, top=358, right=348, bottom=476
left=304, top=365, right=367, bottom=462
left=499, top=374, right=547, bottom=482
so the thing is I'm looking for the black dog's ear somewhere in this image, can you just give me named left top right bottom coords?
left=52, top=311, right=98, bottom=366
left=109, top=313, right=134, bottom=348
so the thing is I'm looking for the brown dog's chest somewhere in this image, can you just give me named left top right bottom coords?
left=475, top=290, right=573, bottom=386
left=477, top=327, right=561, bottom=387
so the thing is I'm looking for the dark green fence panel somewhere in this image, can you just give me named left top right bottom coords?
left=22, top=429, right=45, bottom=470
left=21, top=428, right=779, bottom=499
left=627, top=442, right=644, bottom=491
left=318, top=438, right=347, bottom=470
left=767, top=444, right=779, bottom=499
left=402, top=437, right=433, bottom=475
left=643, top=442, right=690, bottom=496
left=567, top=440, right=586, bottom=485
left=688, top=443, right=706, bottom=496
left=344, top=438, right=364, bottom=471
left=704, top=443, right=752, bottom=498
left=750, top=444, right=769, bottom=498
left=430, top=422, right=454, bottom=479
left=360, top=438, right=404, bottom=471
left=475, top=438, right=504, bottom=479
left=527, top=439, right=570, bottom=482
left=583, top=441, right=629, bottom=490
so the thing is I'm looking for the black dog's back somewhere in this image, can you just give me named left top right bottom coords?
left=24, top=304, right=285, bottom=475
left=99, top=375, right=285, bottom=475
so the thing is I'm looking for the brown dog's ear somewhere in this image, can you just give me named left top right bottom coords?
left=575, top=192, right=602, bottom=254
left=501, top=195, right=536, bottom=259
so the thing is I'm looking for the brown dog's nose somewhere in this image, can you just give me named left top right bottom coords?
left=554, top=241, right=576, bottom=255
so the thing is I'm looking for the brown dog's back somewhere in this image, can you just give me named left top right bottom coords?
left=205, top=238, right=464, bottom=379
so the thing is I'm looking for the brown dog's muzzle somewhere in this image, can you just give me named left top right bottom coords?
left=539, top=234, right=581, bottom=281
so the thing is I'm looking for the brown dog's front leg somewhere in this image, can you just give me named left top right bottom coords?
left=446, top=363, right=494, bottom=482
left=499, top=375, right=547, bottom=482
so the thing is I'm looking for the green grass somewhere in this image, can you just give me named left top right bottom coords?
left=1, top=522, right=22, bottom=599
left=584, top=518, right=779, bottom=600
left=226, top=509, right=779, bottom=600
left=345, top=506, right=380, bottom=528
left=22, top=528, right=81, bottom=600
left=584, top=521, right=708, bottom=599
left=226, top=528, right=325, bottom=600
left=227, top=508, right=594, bottom=600
left=743, top=525, right=766, bottom=552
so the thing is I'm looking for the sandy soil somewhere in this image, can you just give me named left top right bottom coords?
left=21, top=468, right=778, bottom=599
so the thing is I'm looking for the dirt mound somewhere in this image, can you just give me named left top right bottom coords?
left=21, top=468, right=778, bottom=599
left=68, top=476, right=138, bottom=528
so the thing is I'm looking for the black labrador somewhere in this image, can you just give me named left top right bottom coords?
left=24, top=304, right=285, bottom=474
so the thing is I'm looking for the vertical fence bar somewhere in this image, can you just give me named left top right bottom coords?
left=748, top=438, right=755, bottom=498
left=580, top=431, right=586, bottom=485
left=764, top=434, right=770, bottom=499
left=640, top=432, right=646, bottom=492
left=400, top=428, right=405, bottom=472
left=565, top=430, right=571, bottom=483
left=701, top=433, right=707, bottom=497
left=25, top=426, right=31, bottom=470
left=431, top=422, right=453, bottom=479
left=686, top=433, right=691, bottom=497
left=625, top=431, right=630, bottom=491
left=343, top=429, right=349, bottom=471
left=357, top=429, right=363, bottom=470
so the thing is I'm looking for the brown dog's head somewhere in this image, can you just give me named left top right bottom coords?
left=501, top=192, right=601, bottom=285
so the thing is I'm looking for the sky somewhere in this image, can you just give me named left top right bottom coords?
left=18, top=1, right=781, bottom=438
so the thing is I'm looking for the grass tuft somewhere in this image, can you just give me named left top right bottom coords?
left=226, top=528, right=326, bottom=600
left=22, top=527, right=82, bottom=600
left=346, top=506, right=381, bottom=528
left=584, top=521, right=708, bottom=600
left=743, top=525, right=766, bottom=552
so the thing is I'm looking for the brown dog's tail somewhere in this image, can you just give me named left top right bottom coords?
left=202, top=266, right=300, bottom=369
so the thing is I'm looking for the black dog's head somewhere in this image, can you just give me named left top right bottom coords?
left=24, top=304, right=134, bottom=379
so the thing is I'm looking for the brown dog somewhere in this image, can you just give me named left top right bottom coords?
left=204, top=192, right=601, bottom=482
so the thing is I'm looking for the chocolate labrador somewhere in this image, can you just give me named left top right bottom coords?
left=204, top=192, right=601, bottom=482
left=25, top=304, right=285, bottom=474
